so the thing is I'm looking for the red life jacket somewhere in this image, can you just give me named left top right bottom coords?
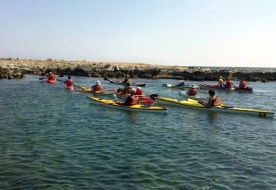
left=93, top=85, right=101, bottom=91
left=240, top=81, right=247, bottom=89
left=48, top=74, right=55, bottom=80
left=188, top=88, right=197, bottom=96
left=135, top=89, right=143, bottom=95
left=129, top=96, right=140, bottom=105
left=225, top=80, right=232, bottom=88
left=65, top=79, right=73, bottom=86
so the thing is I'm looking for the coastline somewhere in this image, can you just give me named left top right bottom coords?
left=1, top=58, right=276, bottom=82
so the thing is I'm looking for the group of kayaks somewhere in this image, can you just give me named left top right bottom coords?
left=39, top=76, right=274, bottom=118
left=162, top=83, right=253, bottom=93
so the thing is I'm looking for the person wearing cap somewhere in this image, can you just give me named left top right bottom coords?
left=135, top=87, right=143, bottom=95
left=198, top=89, right=221, bottom=108
left=186, top=84, right=199, bottom=96
left=47, top=72, right=56, bottom=80
left=224, top=77, right=235, bottom=89
left=176, top=80, right=185, bottom=87
left=64, top=76, right=76, bottom=87
left=118, top=89, right=139, bottom=106
left=218, top=76, right=224, bottom=88
left=91, top=81, right=103, bottom=92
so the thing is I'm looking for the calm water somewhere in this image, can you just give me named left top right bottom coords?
left=1, top=75, right=276, bottom=190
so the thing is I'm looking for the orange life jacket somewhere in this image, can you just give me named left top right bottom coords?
left=129, top=96, right=140, bottom=105
left=212, top=96, right=221, bottom=106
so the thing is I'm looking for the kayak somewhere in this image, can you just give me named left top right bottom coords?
left=113, top=89, right=155, bottom=104
left=107, top=79, right=146, bottom=87
left=162, top=84, right=198, bottom=89
left=86, top=96, right=168, bottom=113
left=200, top=84, right=253, bottom=93
left=65, top=85, right=74, bottom=90
left=153, top=96, right=273, bottom=118
left=47, top=79, right=56, bottom=83
left=178, top=90, right=208, bottom=101
left=75, top=86, right=113, bottom=95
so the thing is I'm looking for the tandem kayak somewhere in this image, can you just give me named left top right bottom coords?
left=86, top=96, right=168, bottom=113
left=153, top=96, right=273, bottom=118
left=200, top=84, right=253, bottom=93
left=178, top=90, right=208, bottom=101
left=47, top=79, right=56, bottom=83
left=107, top=79, right=146, bottom=87
left=162, top=84, right=198, bottom=89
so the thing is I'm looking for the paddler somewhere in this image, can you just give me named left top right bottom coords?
left=198, top=89, right=221, bottom=108
left=186, top=84, right=198, bottom=96
left=224, top=77, right=235, bottom=89
left=64, top=76, right=76, bottom=87
left=238, top=78, right=247, bottom=89
left=122, top=82, right=131, bottom=95
left=47, top=72, right=56, bottom=80
left=218, top=76, right=224, bottom=88
left=119, top=89, right=139, bottom=106
left=176, top=80, right=185, bottom=87
left=91, top=81, right=103, bottom=92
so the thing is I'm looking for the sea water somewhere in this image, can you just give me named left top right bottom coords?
left=0, top=75, right=275, bottom=189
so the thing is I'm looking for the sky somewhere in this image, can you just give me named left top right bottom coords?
left=1, top=0, right=276, bottom=67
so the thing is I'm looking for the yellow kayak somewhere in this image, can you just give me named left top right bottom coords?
left=75, top=86, right=113, bottom=95
left=87, top=96, right=168, bottom=113
left=154, top=96, right=274, bottom=118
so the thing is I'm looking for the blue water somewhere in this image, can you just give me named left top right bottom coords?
left=1, top=75, right=276, bottom=189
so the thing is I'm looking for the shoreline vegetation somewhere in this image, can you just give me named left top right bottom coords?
left=1, top=58, right=276, bottom=82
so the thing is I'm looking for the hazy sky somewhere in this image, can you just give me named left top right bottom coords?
left=1, top=0, right=276, bottom=67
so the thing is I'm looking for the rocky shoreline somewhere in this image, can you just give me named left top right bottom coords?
left=1, top=58, right=276, bottom=82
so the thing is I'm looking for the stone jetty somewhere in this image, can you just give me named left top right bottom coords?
left=1, top=58, right=276, bottom=82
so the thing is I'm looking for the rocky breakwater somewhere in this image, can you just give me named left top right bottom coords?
left=1, top=59, right=276, bottom=82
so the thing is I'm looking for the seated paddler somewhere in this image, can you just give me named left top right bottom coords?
left=118, top=89, right=139, bottom=106
left=198, top=89, right=221, bottom=108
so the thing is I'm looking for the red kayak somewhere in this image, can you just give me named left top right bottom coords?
left=65, top=85, right=74, bottom=90
left=200, top=84, right=253, bottom=93
left=47, top=79, right=56, bottom=83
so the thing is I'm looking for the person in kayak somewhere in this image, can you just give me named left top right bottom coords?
left=135, top=87, right=143, bottom=95
left=218, top=76, right=224, bottom=88
left=47, top=72, right=56, bottom=80
left=186, top=84, right=199, bottom=96
left=122, top=75, right=130, bottom=85
left=119, top=89, right=139, bottom=106
left=91, top=81, right=103, bottom=92
left=224, top=77, right=235, bottom=89
left=176, top=80, right=185, bottom=87
left=64, top=76, right=76, bottom=87
left=122, top=82, right=132, bottom=95
left=198, top=89, right=221, bottom=108
left=238, top=78, right=247, bottom=89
